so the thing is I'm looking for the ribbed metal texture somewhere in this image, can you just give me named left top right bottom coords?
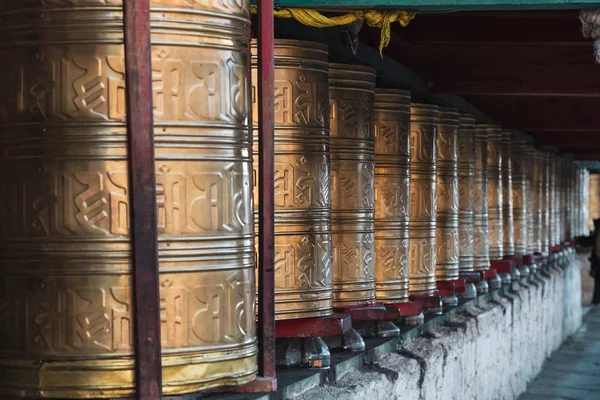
left=0, top=1, right=257, bottom=396
left=501, top=130, right=515, bottom=258
left=373, top=89, right=411, bottom=303
left=251, top=40, right=333, bottom=320
left=511, top=137, right=528, bottom=256
left=473, top=125, right=491, bottom=271
left=485, top=125, right=503, bottom=261
left=435, top=107, right=460, bottom=281
left=457, top=114, right=476, bottom=271
left=329, top=63, right=377, bottom=307
left=408, top=104, right=439, bottom=296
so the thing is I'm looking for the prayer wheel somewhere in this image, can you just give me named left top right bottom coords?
left=457, top=114, right=476, bottom=272
left=512, top=137, right=528, bottom=256
left=548, top=154, right=560, bottom=246
left=329, top=64, right=376, bottom=307
left=435, top=108, right=460, bottom=281
left=576, top=169, right=581, bottom=236
left=583, top=169, right=590, bottom=235
left=541, top=152, right=551, bottom=250
left=533, top=150, right=546, bottom=252
left=567, top=161, right=574, bottom=240
left=251, top=40, right=333, bottom=320
left=560, top=158, right=572, bottom=241
left=501, top=130, right=515, bottom=258
left=589, top=174, right=600, bottom=233
left=408, top=104, right=439, bottom=296
left=485, top=125, right=504, bottom=261
left=373, top=89, right=411, bottom=303
left=526, top=144, right=537, bottom=255
left=0, top=1, right=257, bottom=397
left=560, top=158, right=568, bottom=241
left=473, top=126, right=491, bottom=271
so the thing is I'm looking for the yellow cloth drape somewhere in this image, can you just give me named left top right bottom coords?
left=250, top=6, right=416, bottom=55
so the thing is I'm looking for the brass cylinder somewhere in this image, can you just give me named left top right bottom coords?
left=501, top=130, right=515, bottom=258
left=512, top=138, right=528, bottom=256
left=568, top=162, right=576, bottom=239
left=526, top=144, right=537, bottom=254
left=590, top=174, right=600, bottom=233
left=409, top=104, right=439, bottom=296
left=583, top=169, right=590, bottom=235
left=251, top=40, right=333, bottom=320
left=549, top=154, right=559, bottom=246
left=533, top=150, right=545, bottom=253
left=0, top=1, right=257, bottom=397
left=561, top=158, right=568, bottom=241
left=458, top=114, right=476, bottom=271
left=541, top=152, right=551, bottom=250
left=329, top=64, right=376, bottom=307
left=435, top=108, right=460, bottom=281
left=473, top=126, right=491, bottom=271
left=485, top=125, right=503, bottom=261
left=373, top=89, right=411, bottom=303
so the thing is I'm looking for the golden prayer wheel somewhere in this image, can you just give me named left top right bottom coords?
left=512, top=138, right=528, bottom=256
left=373, top=89, right=411, bottom=303
left=556, top=156, right=567, bottom=243
left=408, top=104, right=439, bottom=296
left=549, top=154, right=559, bottom=246
left=566, top=161, right=573, bottom=240
left=583, top=169, right=590, bottom=235
left=501, top=130, right=515, bottom=258
left=251, top=40, right=333, bottom=320
left=590, top=174, right=600, bottom=233
left=567, top=161, right=574, bottom=240
left=473, top=126, right=491, bottom=271
left=0, top=1, right=257, bottom=397
left=541, top=152, right=551, bottom=250
left=329, top=64, right=376, bottom=307
left=580, top=169, right=584, bottom=236
left=435, top=108, right=460, bottom=281
left=458, top=114, right=476, bottom=271
left=485, top=125, right=503, bottom=261
left=533, top=150, right=546, bottom=252
left=526, top=144, right=537, bottom=255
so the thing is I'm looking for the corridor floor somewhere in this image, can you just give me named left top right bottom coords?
left=520, top=306, right=600, bottom=400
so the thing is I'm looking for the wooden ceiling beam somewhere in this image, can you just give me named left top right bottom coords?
left=531, top=132, right=600, bottom=148
left=462, top=96, right=600, bottom=131
left=394, top=13, right=586, bottom=45
left=426, top=65, right=600, bottom=96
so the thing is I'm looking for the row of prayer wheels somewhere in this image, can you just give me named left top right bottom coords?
left=0, top=0, right=591, bottom=395
left=258, top=40, right=590, bottom=325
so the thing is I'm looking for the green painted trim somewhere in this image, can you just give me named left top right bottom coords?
left=251, top=1, right=600, bottom=11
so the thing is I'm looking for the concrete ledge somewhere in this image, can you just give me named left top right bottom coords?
left=210, top=258, right=583, bottom=400
left=293, top=261, right=582, bottom=400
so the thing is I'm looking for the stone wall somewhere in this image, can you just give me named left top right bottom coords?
left=295, top=258, right=583, bottom=400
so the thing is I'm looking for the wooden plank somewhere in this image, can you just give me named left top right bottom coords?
left=252, top=0, right=600, bottom=11
left=530, top=132, right=600, bottom=147
left=394, top=11, right=585, bottom=44
left=381, top=44, right=594, bottom=67
left=462, top=96, right=600, bottom=131
left=123, top=1, right=162, bottom=399
left=256, top=0, right=277, bottom=384
left=427, top=65, right=600, bottom=96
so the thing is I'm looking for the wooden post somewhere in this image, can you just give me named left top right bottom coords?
left=123, top=1, right=162, bottom=399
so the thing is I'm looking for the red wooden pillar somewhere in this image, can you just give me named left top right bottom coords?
left=123, top=1, right=162, bottom=399
left=256, top=0, right=277, bottom=388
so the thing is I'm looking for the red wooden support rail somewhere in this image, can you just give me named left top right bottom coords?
left=123, top=1, right=163, bottom=399
left=256, top=0, right=277, bottom=387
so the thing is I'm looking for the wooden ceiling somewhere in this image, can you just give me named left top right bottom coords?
left=361, top=10, right=599, bottom=161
